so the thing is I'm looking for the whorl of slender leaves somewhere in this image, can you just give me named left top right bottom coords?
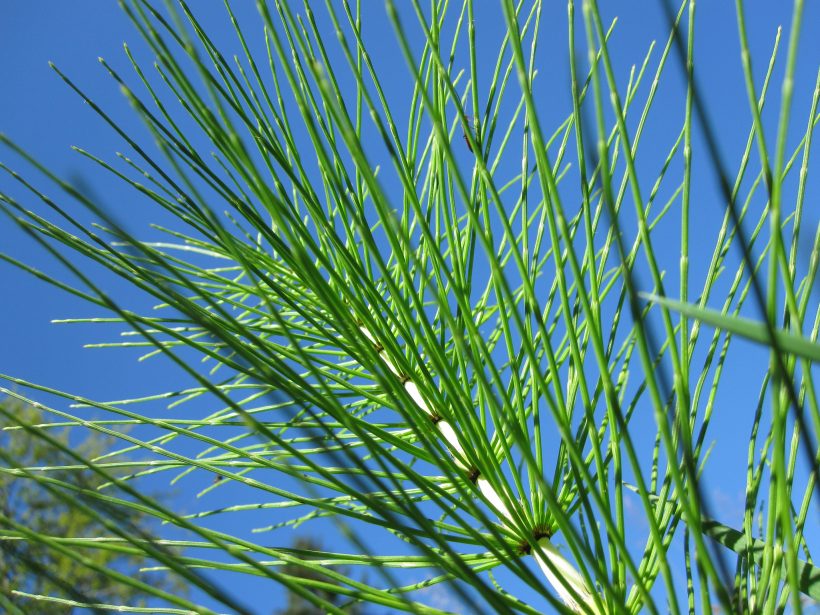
left=1, top=0, right=818, bottom=613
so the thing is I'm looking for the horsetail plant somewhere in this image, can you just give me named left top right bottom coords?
left=0, top=0, right=818, bottom=613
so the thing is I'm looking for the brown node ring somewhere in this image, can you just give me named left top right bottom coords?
left=517, top=540, right=533, bottom=556
left=518, top=526, right=554, bottom=555
left=533, top=525, right=553, bottom=541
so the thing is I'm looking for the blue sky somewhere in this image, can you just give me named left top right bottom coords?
left=1, top=1, right=819, bottom=613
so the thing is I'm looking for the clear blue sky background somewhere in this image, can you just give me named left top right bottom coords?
left=1, top=2, right=819, bottom=613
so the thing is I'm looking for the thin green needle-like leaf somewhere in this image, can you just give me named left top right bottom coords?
left=644, top=294, right=820, bottom=363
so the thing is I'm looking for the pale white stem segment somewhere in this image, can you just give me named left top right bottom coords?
left=435, top=420, right=468, bottom=468
left=358, top=325, right=602, bottom=614
left=534, top=537, right=600, bottom=613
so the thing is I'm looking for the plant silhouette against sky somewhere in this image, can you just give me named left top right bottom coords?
left=0, top=0, right=819, bottom=613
